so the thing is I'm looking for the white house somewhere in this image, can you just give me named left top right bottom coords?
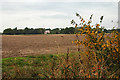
left=44, top=30, right=50, bottom=34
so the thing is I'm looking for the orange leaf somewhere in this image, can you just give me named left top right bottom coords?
left=75, top=24, right=77, bottom=28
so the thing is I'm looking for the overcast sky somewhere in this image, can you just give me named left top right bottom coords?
left=0, top=0, right=119, bottom=32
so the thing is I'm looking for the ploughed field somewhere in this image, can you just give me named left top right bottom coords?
left=2, top=34, right=86, bottom=58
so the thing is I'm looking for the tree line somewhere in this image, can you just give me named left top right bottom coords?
left=2, top=27, right=75, bottom=35
left=2, top=27, right=120, bottom=35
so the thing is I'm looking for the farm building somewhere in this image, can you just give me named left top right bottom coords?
left=44, top=30, right=50, bottom=34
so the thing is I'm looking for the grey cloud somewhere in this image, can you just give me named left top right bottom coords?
left=0, top=2, right=118, bottom=32
left=2, top=2, right=117, bottom=12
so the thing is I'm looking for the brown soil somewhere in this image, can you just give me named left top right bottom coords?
left=2, top=34, right=86, bottom=58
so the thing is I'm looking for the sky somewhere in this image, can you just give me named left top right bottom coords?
left=0, top=0, right=119, bottom=32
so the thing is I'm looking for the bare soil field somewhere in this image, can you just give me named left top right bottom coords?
left=2, top=34, right=86, bottom=58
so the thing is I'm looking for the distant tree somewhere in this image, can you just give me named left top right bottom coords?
left=51, top=28, right=60, bottom=34
left=117, top=28, right=120, bottom=32
left=17, top=29, right=24, bottom=34
left=3, top=28, right=13, bottom=35
left=24, top=27, right=29, bottom=34
left=60, top=27, right=75, bottom=34
left=104, top=29, right=108, bottom=33
left=3, top=26, right=118, bottom=35
left=13, top=27, right=18, bottom=34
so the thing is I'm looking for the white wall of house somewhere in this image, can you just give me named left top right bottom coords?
left=44, top=30, right=50, bottom=34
